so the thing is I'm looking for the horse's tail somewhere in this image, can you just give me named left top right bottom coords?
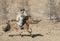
left=3, top=23, right=10, bottom=32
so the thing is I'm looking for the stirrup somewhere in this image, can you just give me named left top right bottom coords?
left=20, top=26, right=24, bottom=29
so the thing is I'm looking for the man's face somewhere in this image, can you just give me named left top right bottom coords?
left=20, top=10, right=23, bottom=14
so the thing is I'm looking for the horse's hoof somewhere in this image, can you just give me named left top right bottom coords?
left=20, top=34, right=23, bottom=37
left=28, top=31, right=31, bottom=33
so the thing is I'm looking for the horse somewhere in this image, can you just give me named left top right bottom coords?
left=3, top=16, right=32, bottom=34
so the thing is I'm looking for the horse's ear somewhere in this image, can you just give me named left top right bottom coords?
left=28, top=15, right=31, bottom=18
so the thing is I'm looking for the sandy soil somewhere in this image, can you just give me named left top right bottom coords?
left=0, top=19, right=60, bottom=41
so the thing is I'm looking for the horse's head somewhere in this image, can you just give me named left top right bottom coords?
left=26, top=16, right=32, bottom=24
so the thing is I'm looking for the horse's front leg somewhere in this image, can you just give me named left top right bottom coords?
left=23, top=24, right=28, bottom=32
left=23, top=23, right=31, bottom=33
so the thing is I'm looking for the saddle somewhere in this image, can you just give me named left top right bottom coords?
left=17, top=16, right=29, bottom=29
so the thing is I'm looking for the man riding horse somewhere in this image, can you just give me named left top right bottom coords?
left=3, top=8, right=40, bottom=36
left=3, top=8, right=32, bottom=32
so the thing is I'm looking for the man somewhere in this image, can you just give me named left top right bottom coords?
left=16, top=8, right=28, bottom=27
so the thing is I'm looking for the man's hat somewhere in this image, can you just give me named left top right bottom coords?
left=20, top=8, right=25, bottom=11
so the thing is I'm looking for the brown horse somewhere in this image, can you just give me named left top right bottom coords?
left=3, top=16, right=32, bottom=34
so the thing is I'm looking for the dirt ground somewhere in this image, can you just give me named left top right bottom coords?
left=0, top=19, right=60, bottom=41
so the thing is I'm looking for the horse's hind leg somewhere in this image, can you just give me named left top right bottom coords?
left=15, top=24, right=22, bottom=34
left=9, top=25, right=14, bottom=32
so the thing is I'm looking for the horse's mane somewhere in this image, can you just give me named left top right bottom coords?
left=22, top=16, right=29, bottom=26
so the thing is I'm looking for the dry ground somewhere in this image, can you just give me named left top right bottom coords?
left=0, top=19, right=60, bottom=41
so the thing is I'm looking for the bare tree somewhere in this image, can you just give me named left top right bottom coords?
left=48, top=0, right=59, bottom=23
left=2, top=0, right=8, bottom=20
